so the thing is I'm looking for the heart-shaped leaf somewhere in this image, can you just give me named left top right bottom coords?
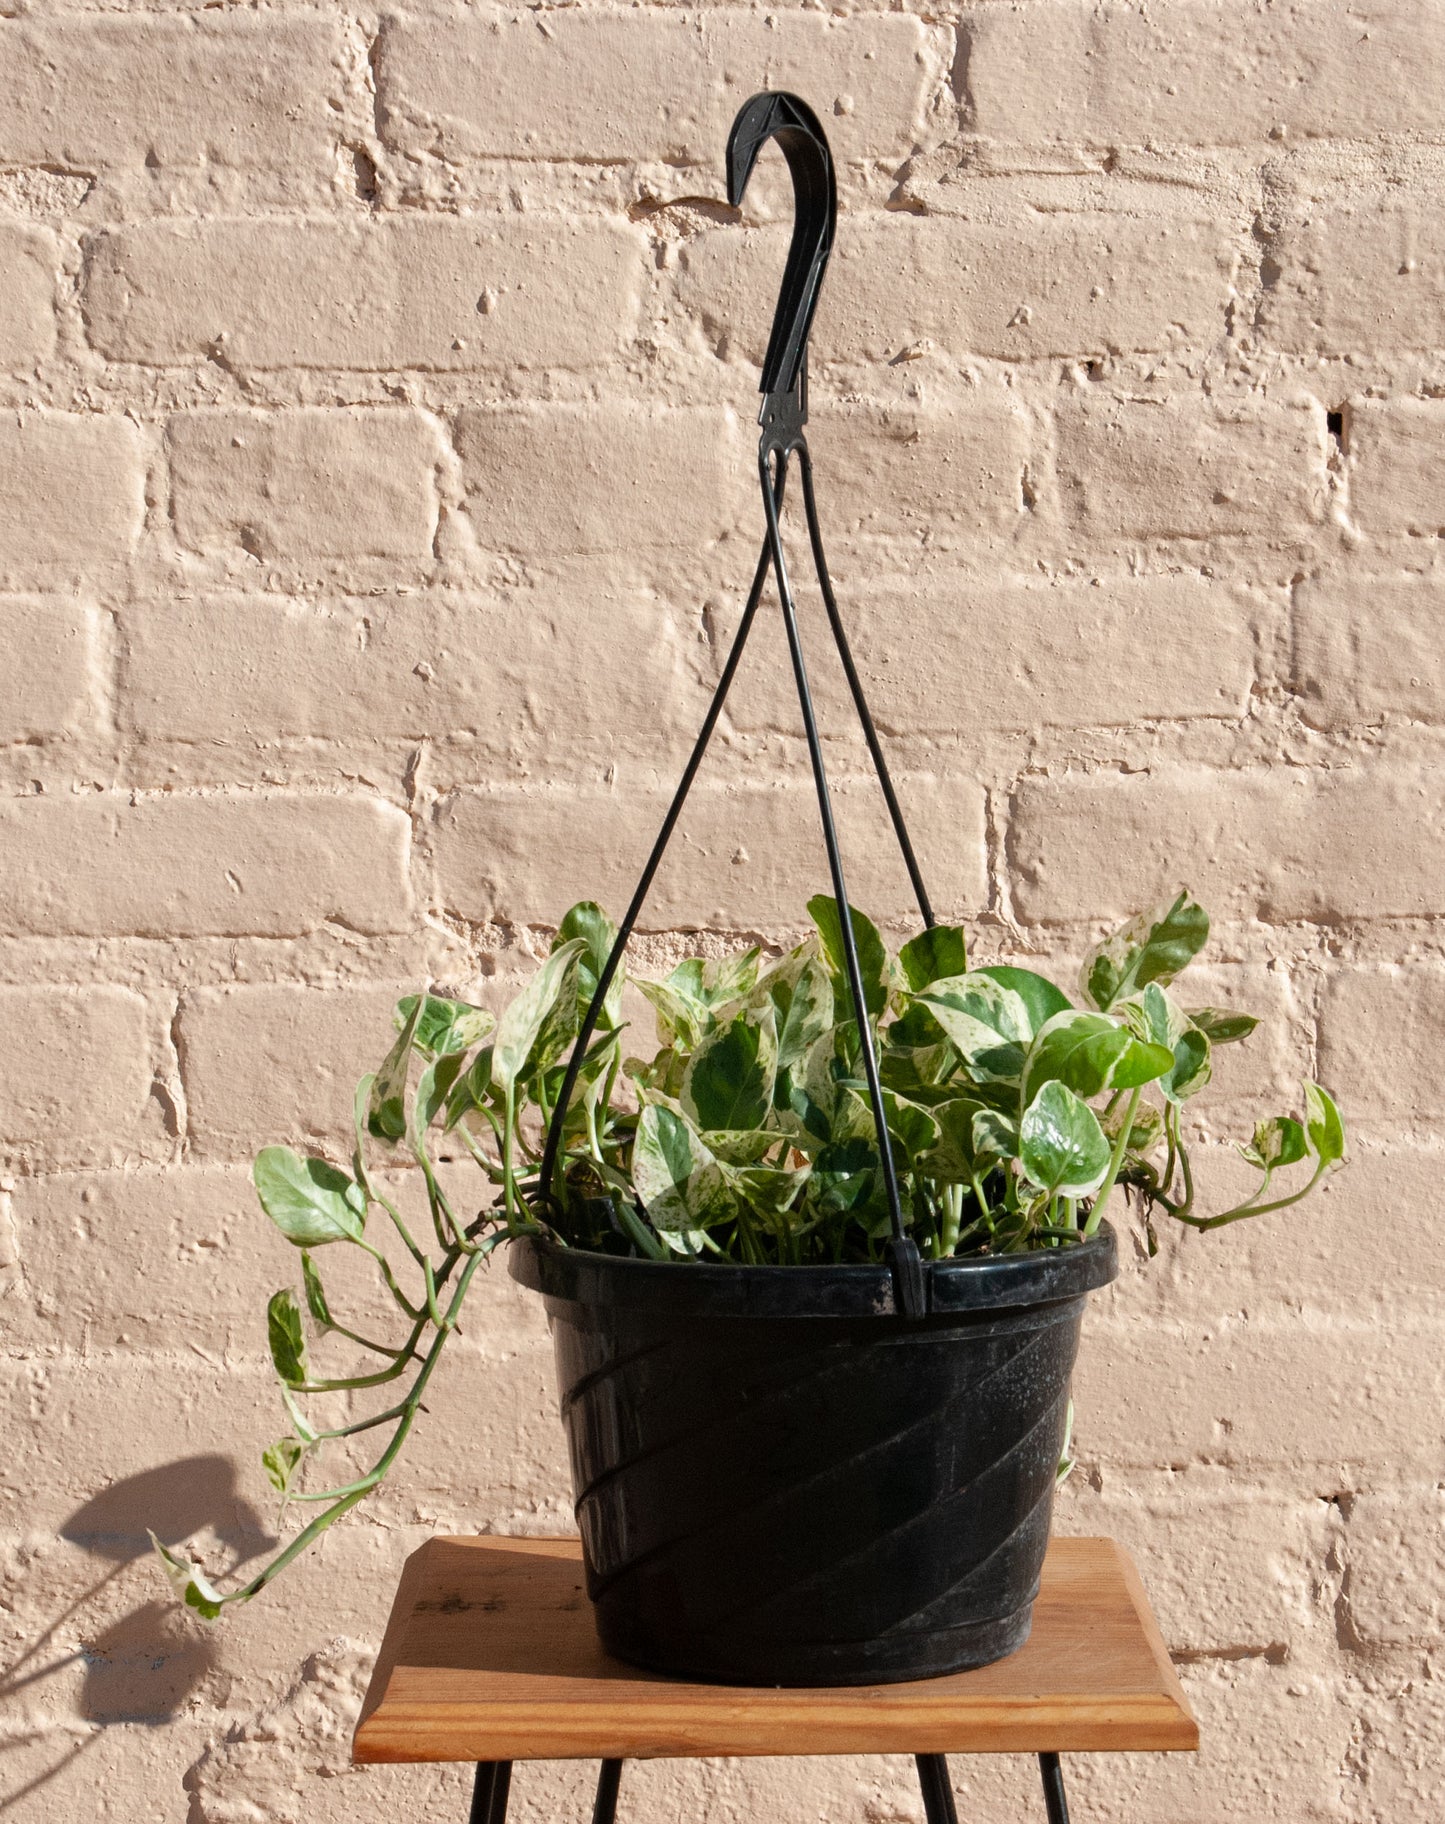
left=898, top=923, right=968, bottom=992
left=266, top=1288, right=307, bottom=1388
left=395, top=993, right=495, bottom=1058
left=1304, top=1082, right=1346, bottom=1166
left=491, top=937, right=588, bottom=1097
left=1019, top=1082, right=1111, bottom=1198
left=1081, top=891, right=1209, bottom=1011
left=682, top=1011, right=776, bottom=1133
left=557, top=901, right=623, bottom=1028
left=808, top=895, right=891, bottom=1020
left=633, top=1105, right=737, bottom=1231
left=253, top=1147, right=366, bottom=1248
left=1021, top=1010, right=1175, bottom=1109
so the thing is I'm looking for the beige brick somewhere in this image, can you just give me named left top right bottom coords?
left=0, top=223, right=55, bottom=368
left=1261, top=196, right=1445, bottom=356
left=1056, top=394, right=1327, bottom=541
left=0, top=597, right=95, bottom=742
left=0, top=792, right=412, bottom=938
left=179, top=981, right=408, bottom=1160
left=1059, top=1469, right=1335, bottom=1656
left=0, top=13, right=341, bottom=177
left=1009, top=763, right=1445, bottom=924
left=1074, top=1313, right=1445, bottom=1475
left=376, top=10, right=938, bottom=167
left=1343, top=1485, right=1445, bottom=1647
left=1293, top=573, right=1445, bottom=729
left=807, top=396, right=1034, bottom=543
left=119, top=587, right=700, bottom=767
left=85, top=219, right=645, bottom=373
left=0, top=986, right=152, bottom=1161
left=0, top=413, right=144, bottom=577
left=1318, top=965, right=1445, bottom=1129
left=678, top=212, right=1234, bottom=366
left=1349, top=397, right=1445, bottom=536
left=432, top=775, right=988, bottom=930
left=168, top=409, right=442, bottom=564
left=963, top=0, right=1445, bottom=148
left=1347, top=1675, right=1445, bottom=1821
left=0, top=1354, right=279, bottom=1541
left=1104, top=1138, right=1438, bottom=1323
left=454, top=404, right=748, bottom=557
left=724, top=573, right=1257, bottom=739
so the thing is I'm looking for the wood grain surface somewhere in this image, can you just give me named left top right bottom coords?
left=353, top=1535, right=1198, bottom=1763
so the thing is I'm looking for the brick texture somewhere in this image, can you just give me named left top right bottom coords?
left=2, top=6, right=1439, bottom=1821
left=0, top=414, right=145, bottom=578
left=168, top=409, right=443, bottom=564
left=85, top=219, right=646, bottom=373
left=0, top=792, right=412, bottom=937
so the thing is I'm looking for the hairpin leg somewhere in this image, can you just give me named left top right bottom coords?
left=915, top=1753, right=959, bottom=1824
left=1039, top=1752, right=1071, bottom=1824
left=469, top=1760, right=512, bottom=1824
left=591, top=1758, right=624, bottom=1824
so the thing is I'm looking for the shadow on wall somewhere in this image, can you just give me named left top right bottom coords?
left=0, top=1456, right=271, bottom=1814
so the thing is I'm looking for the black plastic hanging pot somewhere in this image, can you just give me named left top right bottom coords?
left=510, top=1227, right=1117, bottom=1686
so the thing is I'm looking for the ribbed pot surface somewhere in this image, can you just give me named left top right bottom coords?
left=510, top=1230, right=1116, bottom=1685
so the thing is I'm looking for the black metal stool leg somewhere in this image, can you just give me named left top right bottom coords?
left=914, top=1754, right=960, bottom=1824
left=591, top=1758, right=624, bottom=1824
left=1038, top=1752, right=1070, bottom=1824
left=468, top=1760, right=512, bottom=1824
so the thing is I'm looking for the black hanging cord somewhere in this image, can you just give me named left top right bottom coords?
left=538, top=91, right=937, bottom=1317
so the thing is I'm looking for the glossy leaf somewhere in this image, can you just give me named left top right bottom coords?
left=974, top=965, right=1072, bottom=1036
left=916, top=973, right=1032, bottom=1081
left=267, top=1288, right=308, bottom=1388
left=808, top=895, right=891, bottom=1020
left=918, top=1096, right=987, bottom=1181
left=150, top=1535, right=224, bottom=1622
left=1304, top=1082, right=1346, bottom=1166
left=1081, top=891, right=1210, bottom=1012
left=253, top=1147, right=366, bottom=1248
left=300, top=1252, right=333, bottom=1330
left=1186, top=1006, right=1260, bottom=1046
left=557, top=901, right=623, bottom=1028
left=262, top=1436, right=306, bottom=1495
left=1019, top=1082, right=1111, bottom=1198
left=682, top=1012, right=776, bottom=1133
left=775, top=956, right=834, bottom=1069
left=491, top=937, right=588, bottom=1096
left=1118, top=982, right=1212, bottom=1103
left=1021, top=1010, right=1174, bottom=1108
left=369, top=994, right=424, bottom=1140
left=395, top=993, right=495, bottom=1058
left=632, top=1105, right=735, bottom=1231
left=636, top=976, right=710, bottom=1052
left=1242, top=1115, right=1307, bottom=1172
left=972, top=1108, right=1020, bottom=1165
left=898, top=924, right=968, bottom=993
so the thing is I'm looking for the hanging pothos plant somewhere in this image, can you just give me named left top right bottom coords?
left=154, top=890, right=1345, bottom=1617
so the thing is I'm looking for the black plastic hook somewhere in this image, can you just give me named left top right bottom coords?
left=726, top=91, right=836, bottom=433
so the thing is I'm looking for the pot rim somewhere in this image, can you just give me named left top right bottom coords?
left=508, top=1222, right=1117, bottom=1319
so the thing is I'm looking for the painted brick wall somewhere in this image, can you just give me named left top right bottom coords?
left=1, top=4, right=1440, bottom=1819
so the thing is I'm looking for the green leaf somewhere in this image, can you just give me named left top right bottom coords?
left=1081, top=891, right=1210, bottom=1012
left=253, top=1147, right=366, bottom=1248
left=1304, top=1082, right=1346, bottom=1166
left=1019, top=1082, right=1111, bottom=1198
left=898, top=924, right=968, bottom=993
left=702, top=1128, right=778, bottom=1165
left=150, top=1533, right=225, bottom=1621
left=724, top=1162, right=810, bottom=1228
left=974, top=965, right=1073, bottom=1035
left=300, top=1252, right=333, bottom=1330
left=413, top=1052, right=466, bottom=1138
left=443, top=1046, right=495, bottom=1132
left=1186, top=1006, right=1260, bottom=1046
left=917, top=973, right=1032, bottom=1081
left=635, top=976, right=710, bottom=1052
left=972, top=1108, right=1019, bottom=1165
left=632, top=1105, right=736, bottom=1231
left=808, top=895, right=891, bottom=1020
left=918, top=1096, right=988, bottom=1181
left=837, top=1085, right=940, bottom=1163
left=395, top=992, right=495, bottom=1058
left=557, top=901, right=623, bottom=1028
left=681, top=1013, right=775, bottom=1133
left=1020, top=1010, right=1175, bottom=1109
left=369, top=993, right=425, bottom=1140
left=1117, top=983, right=1212, bottom=1103
left=774, top=956, right=834, bottom=1070
left=261, top=1436, right=306, bottom=1495
left=1241, top=1115, right=1307, bottom=1171
left=491, top=937, right=588, bottom=1097
left=267, top=1288, right=308, bottom=1388
left=804, top=1137, right=885, bottom=1223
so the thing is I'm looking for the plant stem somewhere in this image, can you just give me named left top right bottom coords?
left=1085, top=1085, right=1140, bottom=1236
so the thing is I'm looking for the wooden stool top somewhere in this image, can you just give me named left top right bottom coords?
left=354, top=1534, right=1196, bottom=1764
